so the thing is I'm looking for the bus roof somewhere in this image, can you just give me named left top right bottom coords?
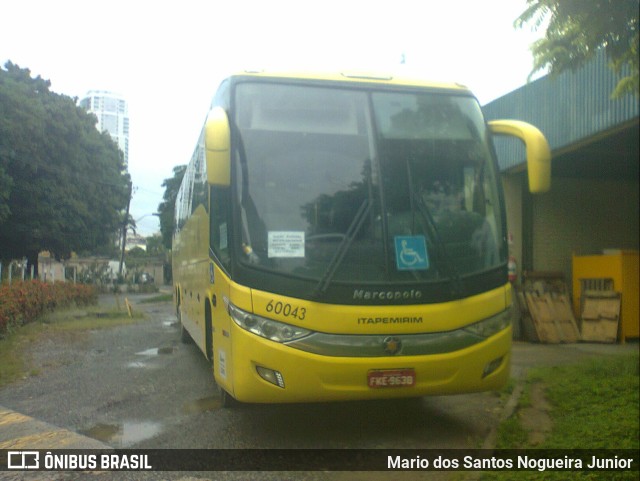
left=230, top=70, right=472, bottom=93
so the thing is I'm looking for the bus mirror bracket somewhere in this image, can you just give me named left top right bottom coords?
left=488, top=120, right=551, bottom=194
left=205, top=107, right=231, bottom=186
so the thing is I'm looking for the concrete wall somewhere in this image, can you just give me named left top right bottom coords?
left=532, top=177, right=639, bottom=282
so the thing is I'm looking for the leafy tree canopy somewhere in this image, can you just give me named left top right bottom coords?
left=0, top=61, right=130, bottom=272
left=515, top=0, right=639, bottom=97
left=157, top=164, right=186, bottom=249
left=145, top=234, right=165, bottom=257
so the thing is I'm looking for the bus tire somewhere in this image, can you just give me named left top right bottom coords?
left=180, top=324, right=192, bottom=344
left=177, top=303, right=192, bottom=344
left=219, top=387, right=238, bottom=408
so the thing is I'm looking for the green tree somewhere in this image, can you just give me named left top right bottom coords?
left=157, top=164, right=186, bottom=249
left=0, top=165, right=12, bottom=223
left=515, top=0, right=639, bottom=97
left=145, top=234, right=165, bottom=257
left=0, top=62, right=130, bottom=274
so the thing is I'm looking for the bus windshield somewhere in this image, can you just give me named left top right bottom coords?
left=233, top=81, right=504, bottom=292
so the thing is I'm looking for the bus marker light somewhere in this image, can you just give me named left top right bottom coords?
left=256, top=366, right=285, bottom=388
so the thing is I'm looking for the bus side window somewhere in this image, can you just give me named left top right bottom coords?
left=191, top=150, right=208, bottom=214
left=210, top=185, right=231, bottom=269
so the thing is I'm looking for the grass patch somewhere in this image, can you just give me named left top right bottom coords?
left=480, top=352, right=639, bottom=480
left=542, top=355, right=639, bottom=450
left=494, top=415, right=529, bottom=449
left=138, top=293, right=173, bottom=304
left=0, top=306, right=143, bottom=388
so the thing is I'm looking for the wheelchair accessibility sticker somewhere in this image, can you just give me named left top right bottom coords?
left=394, top=236, right=429, bottom=270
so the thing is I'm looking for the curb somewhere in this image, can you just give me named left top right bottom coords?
left=482, top=375, right=527, bottom=450
left=459, top=371, right=528, bottom=481
left=0, top=405, right=110, bottom=450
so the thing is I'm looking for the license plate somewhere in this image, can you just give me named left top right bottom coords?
left=367, top=369, right=416, bottom=388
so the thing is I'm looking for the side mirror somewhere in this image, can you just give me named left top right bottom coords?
left=205, top=107, right=231, bottom=186
left=488, top=120, right=551, bottom=193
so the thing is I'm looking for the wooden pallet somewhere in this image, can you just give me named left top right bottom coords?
left=524, top=292, right=580, bottom=343
left=518, top=271, right=581, bottom=343
left=580, top=291, right=621, bottom=343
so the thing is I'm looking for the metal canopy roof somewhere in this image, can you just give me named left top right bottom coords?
left=483, top=51, right=639, bottom=180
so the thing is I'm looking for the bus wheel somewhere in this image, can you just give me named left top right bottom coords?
left=219, top=387, right=238, bottom=408
left=177, top=305, right=192, bottom=344
left=180, top=324, right=192, bottom=344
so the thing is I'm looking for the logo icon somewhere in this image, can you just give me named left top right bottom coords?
left=383, top=336, right=402, bottom=355
left=8, top=451, right=39, bottom=470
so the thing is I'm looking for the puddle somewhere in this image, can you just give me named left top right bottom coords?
left=183, top=396, right=222, bottom=414
left=162, top=321, right=177, bottom=328
left=127, top=361, right=148, bottom=368
left=136, top=348, right=159, bottom=356
left=129, top=346, right=175, bottom=368
left=136, top=346, right=174, bottom=356
left=81, top=421, right=162, bottom=447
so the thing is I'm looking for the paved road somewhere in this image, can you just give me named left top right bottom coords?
left=0, top=292, right=636, bottom=480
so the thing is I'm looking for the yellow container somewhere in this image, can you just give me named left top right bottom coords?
left=572, top=251, right=639, bottom=342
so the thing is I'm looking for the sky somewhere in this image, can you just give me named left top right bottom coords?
left=1, top=0, right=543, bottom=236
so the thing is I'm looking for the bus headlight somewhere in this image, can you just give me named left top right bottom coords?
left=463, top=309, right=511, bottom=338
left=227, top=302, right=312, bottom=343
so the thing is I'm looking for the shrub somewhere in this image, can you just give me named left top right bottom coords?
left=0, top=280, right=96, bottom=338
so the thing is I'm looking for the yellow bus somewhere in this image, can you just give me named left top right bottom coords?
left=173, top=71, right=550, bottom=406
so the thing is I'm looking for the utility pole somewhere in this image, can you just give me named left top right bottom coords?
left=119, top=180, right=132, bottom=277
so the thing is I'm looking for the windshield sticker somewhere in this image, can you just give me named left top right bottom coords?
left=394, top=236, right=429, bottom=270
left=268, top=231, right=305, bottom=258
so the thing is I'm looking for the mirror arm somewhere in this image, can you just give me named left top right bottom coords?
left=488, top=120, right=551, bottom=193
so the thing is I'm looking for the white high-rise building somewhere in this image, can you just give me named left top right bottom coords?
left=79, top=90, right=129, bottom=169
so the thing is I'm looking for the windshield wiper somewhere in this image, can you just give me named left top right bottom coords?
left=312, top=199, right=371, bottom=299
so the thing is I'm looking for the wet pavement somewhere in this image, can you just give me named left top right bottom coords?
left=0, top=291, right=637, bottom=480
left=2, top=339, right=635, bottom=451
left=510, top=339, right=638, bottom=377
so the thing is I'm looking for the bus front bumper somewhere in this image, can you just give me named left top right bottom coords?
left=220, top=323, right=511, bottom=404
